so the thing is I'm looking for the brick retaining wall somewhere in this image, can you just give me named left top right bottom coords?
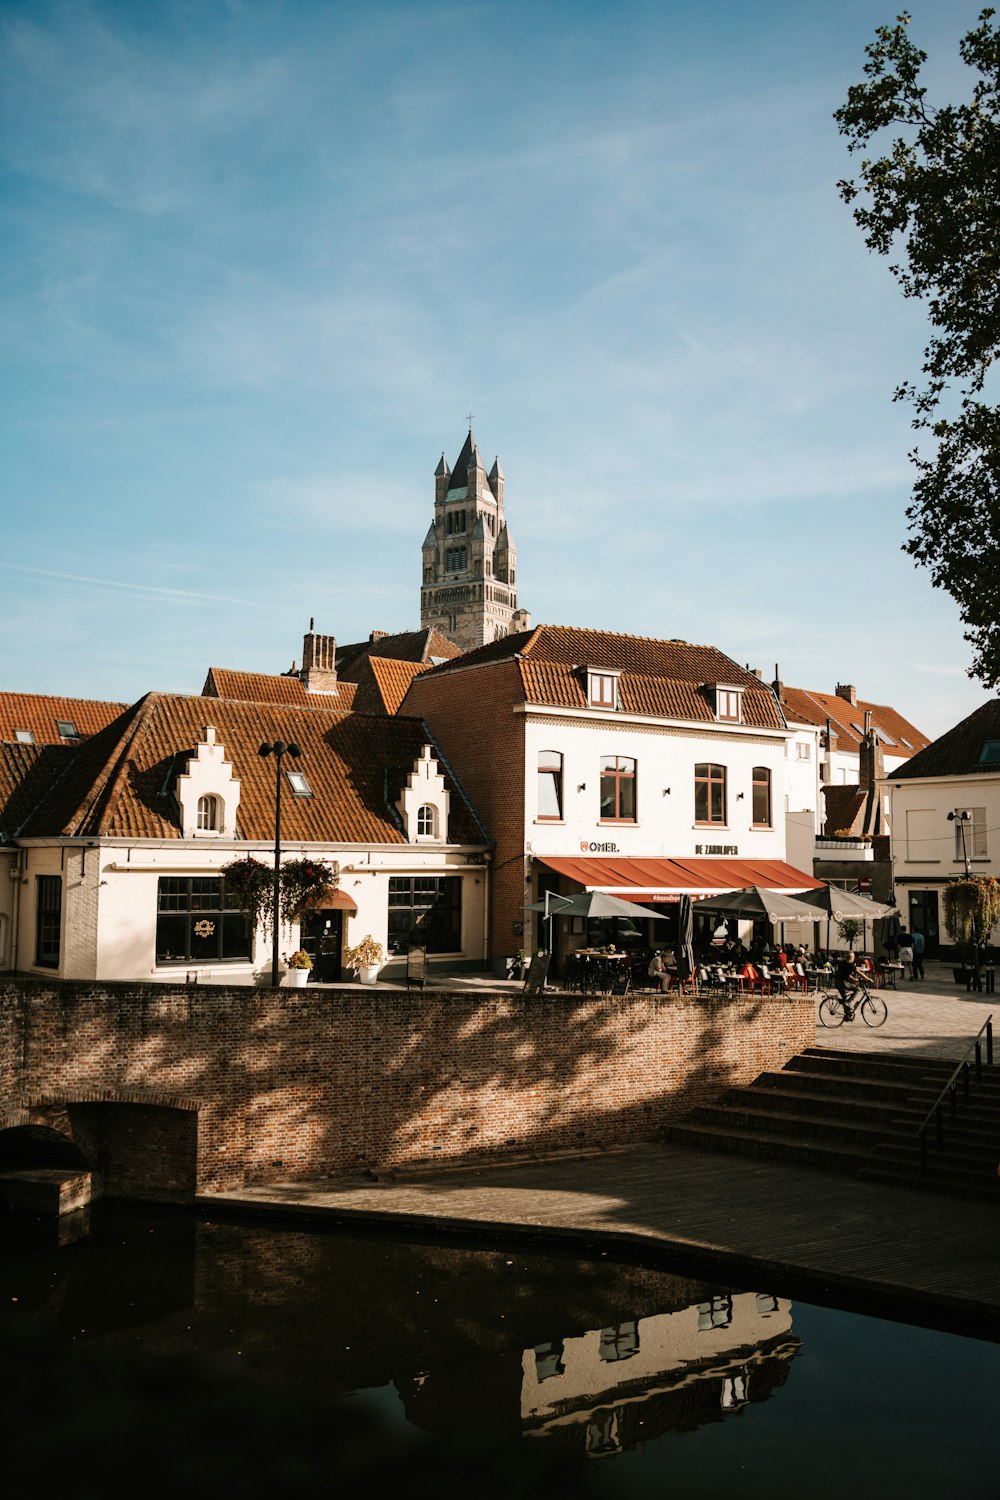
left=0, top=979, right=814, bottom=1200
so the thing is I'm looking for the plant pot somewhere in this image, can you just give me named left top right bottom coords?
left=952, top=968, right=972, bottom=984
left=286, top=967, right=310, bottom=987
left=358, top=965, right=380, bottom=985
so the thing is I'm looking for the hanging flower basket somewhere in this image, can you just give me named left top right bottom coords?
left=280, top=858, right=339, bottom=925
left=220, top=856, right=273, bottom=940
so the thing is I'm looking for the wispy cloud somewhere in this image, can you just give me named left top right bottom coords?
left=0, top=563, right=262, bottom=608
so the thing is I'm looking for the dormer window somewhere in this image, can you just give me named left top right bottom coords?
left=416, top=805, right=437, bottom=838
left=197, top=794, right=220, bottom=831
left=712, top=686, right=742, bottom=723
left=588, top=669, right=619, bottom=710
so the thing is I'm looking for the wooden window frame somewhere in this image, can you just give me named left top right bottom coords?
left=694, top=763, right=727, bottom=826
left=751, top=766, right=772, bottom=828
left=600, top=755, right=637, bottom=823
left=537, top=750, right=564, bottom=821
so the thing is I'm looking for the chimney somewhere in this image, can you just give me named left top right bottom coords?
left=859, top=712, right=884, bottom=792
left=301, top=627, right=340, bottom=695
left=836, top=683, right=858, bottom=706
left=369, top=630, right=389, bottom=643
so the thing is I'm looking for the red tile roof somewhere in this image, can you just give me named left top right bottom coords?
left=0, top=742, right=80, bottom=836
left=12, top=693, right=486, bottom=846
left=351, top=658, right=430, bottom=716
left=336, top=628, right=461, bottom=681
left=419, top=625, right=784, bottom=729
left=201, top=669, right=357, bottom=710
left=0, top=692, right=127, bottom=745
left=779, top=686, right=929, bottom=758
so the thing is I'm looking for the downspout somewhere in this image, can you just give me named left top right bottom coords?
left=10, top=846, right=25, bottom=974
left=482, top=852, right=491, bottom=970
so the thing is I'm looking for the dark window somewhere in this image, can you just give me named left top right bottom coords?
left=697, top=1296, right=732, bottom=1331
left=446, top=510, right=466, bottom=535
left=155, top=877, right=250, bottom=965
left=445, top=547, right=467, bottom=573
left=387, top=876, right=462, bottom=954
left=533, top=1341, right=566, bottom=1382
left=600, top=756, right=636, bottom=821
left=35, top=875, right=62, bottom=969
left=598, top=1321, right=639, bottom=1362
left=752, top=766, right=772, bottom=827
left=537, top=750, right=563, bottom=820
left=979, top=740, right=1000, bottom=764
left=695, top=763, right=727, bottom=825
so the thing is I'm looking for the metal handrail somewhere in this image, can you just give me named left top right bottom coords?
left=916, top=1014, right=994, bottom=1174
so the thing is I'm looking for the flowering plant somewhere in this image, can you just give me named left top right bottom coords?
left=285, top=949, right=313, bottom=970
left=280, top=858, right=339, bottom=924
left=343, top=934, right=385, bottom=972
left=220, top=856, right=273, bottom=938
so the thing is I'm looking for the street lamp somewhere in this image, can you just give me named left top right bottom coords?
left=258, top=739, right=301, bottom=987
left=947, top=809, right=979, bottom=989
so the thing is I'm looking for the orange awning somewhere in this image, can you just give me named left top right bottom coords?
left=307, top=887, right=358, bottom=911
left=536, top=855, right=824, bottom=901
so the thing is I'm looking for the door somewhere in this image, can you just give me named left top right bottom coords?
left=301, top=910, right=343, bottom=982
left=908, top=890, right=940, bottom=959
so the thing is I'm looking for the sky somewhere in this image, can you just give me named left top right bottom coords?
left=1, top=0, right=993, bottom=739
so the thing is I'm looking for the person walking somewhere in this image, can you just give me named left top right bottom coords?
left=898, top=929, right=914, bottom=978
left=911, top=928, right=925, bottom=981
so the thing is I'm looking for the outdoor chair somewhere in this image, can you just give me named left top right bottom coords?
left=740, top=964, right=771, bottom=996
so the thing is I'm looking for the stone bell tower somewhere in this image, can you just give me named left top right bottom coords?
left=420, top=430, right=530, bottom=651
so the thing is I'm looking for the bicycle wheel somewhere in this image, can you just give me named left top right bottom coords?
left=818, top=993, right=845, bottom=1027
left=861, top=994, right=888, bottom=1028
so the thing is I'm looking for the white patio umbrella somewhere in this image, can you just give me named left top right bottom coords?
left=695, top=886, right=827, bottom=925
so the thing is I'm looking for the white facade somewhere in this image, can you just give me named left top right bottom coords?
left=886, top=769, right=1000, bottom=949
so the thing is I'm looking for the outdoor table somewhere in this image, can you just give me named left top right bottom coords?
left=876, top=963, right=904, bottom=989
left=806, top=967, right=833, bottom=992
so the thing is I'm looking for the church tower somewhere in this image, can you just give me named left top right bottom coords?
left=420, top=430, right=531, bottom=651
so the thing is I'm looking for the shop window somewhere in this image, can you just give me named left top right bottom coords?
left=537, top=750, right=563, bottom=820
left=35, top=875, right=62, bottom=969
left=387, top=876, right=462, bottom=954
left=752, top=767, right=772, bottom=827
left=156, top=878, right=251, bottom=965
left=600, top=756, right=636, bottom=821
left=695, top=763, right=727, bottom=825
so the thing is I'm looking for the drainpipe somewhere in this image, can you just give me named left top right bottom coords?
left=10, top=846, right=26, bottom=974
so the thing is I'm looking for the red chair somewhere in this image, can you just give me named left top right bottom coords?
left=740, top=964, right=771, bottom=996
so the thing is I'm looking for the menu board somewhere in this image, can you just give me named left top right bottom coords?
left=523, top=953, right=551, bottom=995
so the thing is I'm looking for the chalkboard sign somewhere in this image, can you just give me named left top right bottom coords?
left=407, top=945, right=427, bottom=989
left=523, top=953, right=551, bottom=995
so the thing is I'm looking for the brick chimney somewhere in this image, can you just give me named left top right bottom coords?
left=858, top=709, right=885, bottom=792
left=369, top=630, right=390, bottom=643
left=301, top=622, right=339, bottom=694
left=835, top=683, right=858, bottom=706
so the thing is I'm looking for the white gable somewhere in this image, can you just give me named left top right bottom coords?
left=397, top=744, right=450, bottom=842
left=175, top=725, right=241, bottom=838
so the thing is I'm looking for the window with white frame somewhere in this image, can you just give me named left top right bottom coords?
left=714, top=687, right=742, bottom=723
left=537, top=750, right=563, bottom=820
left=796, top=742, right=811, bottom=761
left=197, top=794, right=220, bottom=831
left=588, top=671, right=619, bottom=709
left=416, top=804, right=437, bottom=837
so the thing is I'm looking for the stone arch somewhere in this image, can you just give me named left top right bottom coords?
left=18, top=1092, right=201, bottom=1205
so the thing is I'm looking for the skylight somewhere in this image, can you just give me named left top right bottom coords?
left=286, top=770, right=313, bottom=797
left=978, top=741, right=1000, bottom=764
left=56, top=719, right=79, bottom=740
left=14, top=729, right=34, bottom=745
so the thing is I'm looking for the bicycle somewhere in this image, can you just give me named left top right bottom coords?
left=817, top=975, right=888, bottom=1028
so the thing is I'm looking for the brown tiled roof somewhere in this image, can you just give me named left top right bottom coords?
left=0, top=692, right=127, bottom=745
left=336, top=628, right=461, bottom=681
left=201, top=668, right=357, bottom=711
left=821, top=785, right=866, bottom=837
left=888, top=698, right=1000, bottom=780
left=422, top=625, right=784, bottom=729
left=0, top=742, right=79, bottom=836
left=351, top=658, right=430, bottom=716
left=780, top=686, right=929, bottom=758
left=15, top=693, right=486, bottom=846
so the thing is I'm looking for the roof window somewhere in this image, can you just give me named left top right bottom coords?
left=978, top=740, right=1000, bottom=764
left=286, top=770, right=313, bottom=797
left=875, top=727, right=896, bottom=746
left=587, top=669, right=620, bottom=710
left=708, top=685, right=742, bottom=723
left=56, top=719, right=79, bottom=740
left=14, top=729, right=34, bottom=745
left=899, top=737, right=913, bottom=750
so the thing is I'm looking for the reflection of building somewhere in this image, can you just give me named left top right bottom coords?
left=886, top=699, right=1000, bottom=959
left=521, top=1291, right=799, bottom=1454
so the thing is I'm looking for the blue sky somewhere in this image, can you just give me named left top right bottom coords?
left=1, top=0, right=991, bottom=737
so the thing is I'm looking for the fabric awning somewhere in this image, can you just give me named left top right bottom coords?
left=307, top=887, right=358, bottom=912
left=535, top=855, right=824, bottom=901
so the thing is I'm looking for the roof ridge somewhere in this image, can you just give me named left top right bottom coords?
left=70, top=694, right=160, bottom=835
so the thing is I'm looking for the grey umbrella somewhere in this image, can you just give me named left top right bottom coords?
left=526, top=891, right=671, bottom=921
left=696, top=886, right=826, bottom=924
left=793, top=883, right=897, bottom=958
left=674, top=894, right=695, bottom=980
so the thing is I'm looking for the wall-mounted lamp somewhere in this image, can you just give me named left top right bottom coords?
left=736, top=792, right=745, bottom=800
left=577, top=783, right=587, bottom=792
left=662, top=788, right=671, bottom=796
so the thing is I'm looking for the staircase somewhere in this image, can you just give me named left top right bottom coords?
left=660, top=1048, right=1000, bottom=1199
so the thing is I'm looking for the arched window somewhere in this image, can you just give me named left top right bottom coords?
left=417, top=805, right=437, bottom=838
left=197, top=794, right=219, bottom=832
left=752, top=767, right=772, bottom=827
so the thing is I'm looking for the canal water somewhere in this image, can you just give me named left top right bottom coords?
left=1, top=1203, right=997, bottom=1497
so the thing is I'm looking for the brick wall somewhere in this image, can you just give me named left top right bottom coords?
left=0, top=978, right=814, bottom=1201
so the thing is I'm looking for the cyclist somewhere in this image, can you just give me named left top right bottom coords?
left=834, top=950, right=862, bottom=1020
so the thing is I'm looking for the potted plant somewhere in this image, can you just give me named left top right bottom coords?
left=283, top=949, right=313, bottom=987
left=505, top=948, right=526, bottom=980
left=943, top=876, right=1000, bottom=989
left=343, top=934, right=385, bottom=985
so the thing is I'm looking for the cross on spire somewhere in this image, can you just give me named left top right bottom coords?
left=466, top=407, right=474, bottom=434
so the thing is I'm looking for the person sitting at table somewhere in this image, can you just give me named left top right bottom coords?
left=647, top=951, right=667, bottom=992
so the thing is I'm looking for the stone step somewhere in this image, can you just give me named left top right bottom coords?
left=720, top=1082, right=1000, bottom=1140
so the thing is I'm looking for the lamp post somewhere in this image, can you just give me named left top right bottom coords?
left=259, top=739, right=301, bottom=987
left=947, top=809, right=980, bottom=990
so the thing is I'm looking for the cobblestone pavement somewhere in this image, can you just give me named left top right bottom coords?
left=811, top=960, right=996, bottom=1061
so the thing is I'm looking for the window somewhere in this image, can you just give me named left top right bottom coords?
left=416, top=804, right=437, bottom=837
left=537, top=750, right=563, bottom=820
left=446, top=510, right=466, bottom=535
left=752, top=766, right=772, bottom=827
left=589, top=672, right=618, bottom=709
left=697, top=1296, right=732, bottom=1331
left=796, top=742, right=811, bottom=760
left=979, top=740, right=1000, bottom=764
left=598, top=1321, right=639, bottom=1362
left=14, top=729, right=34, bottom=745
left=156, top=877, right=251, bottom=965
left=35, top=875, right=62, bottom=969
left=900, top=737, right=914, bottom=750
left=875, top=727, right=896, bottom=746
left=600, top=756, right=636, bottom=821
left=533, top=1342, right=566, bottom=1382
left=56, top=719, right=79, bottom=740
left=197, top=794, right=219, bottom=831
left=695, top=763, right=727, bottom=825
left=954, top=807, right=987, bottom=859
left=387, top=876, right=462, bottom=954
left=286, top=771, right=313, bottom=797
left=445, top=547, right=467, bottom=573
left=715, top=688, right=741, bottom=722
